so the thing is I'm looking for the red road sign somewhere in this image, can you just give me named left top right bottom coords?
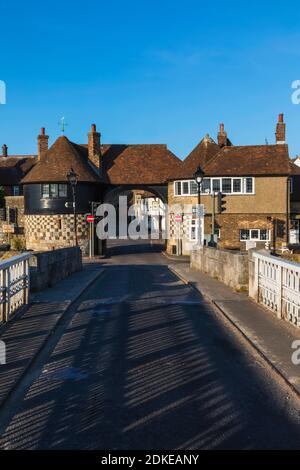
left=175, top=215, right=182, bottom=223
left=86, top=215, right=95, bottom=223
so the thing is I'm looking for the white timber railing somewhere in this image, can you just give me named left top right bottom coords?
left=0, top=253, right=31, bottom=323
left=253, top=251, right=300, bottom=327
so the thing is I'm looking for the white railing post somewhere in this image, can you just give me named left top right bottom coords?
left=0, top=253, right=32, bottom=324
left=277, top=264, right=282, bottom=319
left=253, top=251, right=300, bottom=328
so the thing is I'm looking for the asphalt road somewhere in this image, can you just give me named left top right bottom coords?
left=1, top=240, right=300, bottom=450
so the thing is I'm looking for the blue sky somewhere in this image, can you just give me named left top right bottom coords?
left=0, top=0, right=300, bottom=158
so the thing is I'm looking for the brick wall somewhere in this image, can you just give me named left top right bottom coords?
left=167, top=177, right=289, bottom=254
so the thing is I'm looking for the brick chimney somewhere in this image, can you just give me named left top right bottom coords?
left=88, top=123, right=101, bottom=170
left=38, top=127, right=49, bottom=161
left=276, top=113, right=286, bottom=144
left=2, top=144, right=7, bottom=157
left=218, top=123, right=228, bottom=147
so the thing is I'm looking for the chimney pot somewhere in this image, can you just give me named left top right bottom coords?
left=276, top=114, right=286, bottom=144
left=218, top=123, right=228, bottom=147
left=38, top=127, right=49, bottom=160
left=2, top=144, right=8, bottom=157
left=88, top=124, right=101, bottom=172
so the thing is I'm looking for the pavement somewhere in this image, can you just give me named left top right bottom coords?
left=0, top=240, right=300, bottom=449
left=0, top=262, right=104, bottom=409
left=168, top=261, right=300, bottom=396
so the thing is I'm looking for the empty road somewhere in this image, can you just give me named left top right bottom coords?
left=1, top=240, right=300, bottom=450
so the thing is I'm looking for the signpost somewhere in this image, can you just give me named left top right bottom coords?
left=2, top=224, right=15, bottom=234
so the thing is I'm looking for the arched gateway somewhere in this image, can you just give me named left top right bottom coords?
left=21, top=125, right=182, bottom=255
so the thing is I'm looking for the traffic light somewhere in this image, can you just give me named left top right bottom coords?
left=217, top=192, right=226, bottom=213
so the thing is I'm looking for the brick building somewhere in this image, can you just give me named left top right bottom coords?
left=20, top=125, right=181, bottom=254
left=167, top=115, right=294, bottom=255
left=0, top=145, right=36, bottom=241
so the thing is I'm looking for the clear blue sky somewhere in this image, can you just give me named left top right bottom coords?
left=1, top=0, right=300, bottom=158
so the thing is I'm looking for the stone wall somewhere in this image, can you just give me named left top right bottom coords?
left=29, top=246, right=82, bottom=292
left=25, top=213, right=89, bottom=255
left=190, top=245, right=250, bottom=291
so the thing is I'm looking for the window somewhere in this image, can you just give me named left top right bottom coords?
left=42, top=184, right=50, bottom=198
left=232, top=178, right=242, bottom=193
left=12, top=185, right=20, bottom=196
left=41, top=183, right=68, bottom=199
left=251, top=229, right=259, bottom=240
left=212, top=179, right=221, bottom=193
left=240, top=229, right=250, bottom=240
left=50, top=184, right=58, bottom=198
left=222, top=178, right=232, bottom=193
left=59, top=184, right=67, bottom=197
left=245, top=177, right=253, bottom=193
left=182, top=181, right=189, bottom=195
left=190, top=181, right=198, bottom=195
left=201, top=178, right=211, bottom=194
left=173, top=177, right=255, bottom=196
left=240, top=228, right=270, bottom=241
left=175, top=181, right=181, bottom=196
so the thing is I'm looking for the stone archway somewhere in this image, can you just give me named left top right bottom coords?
left=101, top=184, right=167, bottom=252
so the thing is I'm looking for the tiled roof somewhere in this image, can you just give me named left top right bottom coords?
left=173, top=135, right=220, bottom=179
left=22, top=136, right=100, bottom=184
left=99, top=144, right=183, bottom=185
left=0, top=156, right=36, bottom=185
left=203, top=144, right=291, bottom=176
left=290, top=160, right=300, bottom=175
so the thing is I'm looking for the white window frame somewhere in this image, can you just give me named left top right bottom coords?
left=244, top=177, right=255, bottom=194
left=232, top=177, right=243, bottom=194
left=240, top=228, right=270, bottom=242
left=173, top=177, right=255, bottom=197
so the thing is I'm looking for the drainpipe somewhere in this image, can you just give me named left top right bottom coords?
left=286, top=176, right=290, bottom=245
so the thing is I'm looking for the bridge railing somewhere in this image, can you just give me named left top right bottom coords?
left=0, top=253, right=31, bottom=323
left=253, top=251, right=300, bottom=328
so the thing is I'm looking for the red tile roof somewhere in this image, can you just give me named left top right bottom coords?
left=22, top=136, right=100, bottom=184
left=203, top=144, right=291, bottom=176
left=0, top=156, right=36, bottom=185
left=100, top=144, right=182, bottom=185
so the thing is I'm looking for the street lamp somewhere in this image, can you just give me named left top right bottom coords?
left=67, top=168, right=78, bottom=247
left=194, top=166, right=205, bottom=246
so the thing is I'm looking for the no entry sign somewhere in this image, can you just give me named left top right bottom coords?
left=86, top=214, right=95, bottom=223
left=175, top=215, right=182, bottom=223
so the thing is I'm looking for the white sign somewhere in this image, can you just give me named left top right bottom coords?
left=289, top=229, right=299, bottom=244
left=246, top=240, right=257, bottom=250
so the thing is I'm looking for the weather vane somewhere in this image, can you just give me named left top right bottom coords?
left=59, top=116, right=68, bottom=134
